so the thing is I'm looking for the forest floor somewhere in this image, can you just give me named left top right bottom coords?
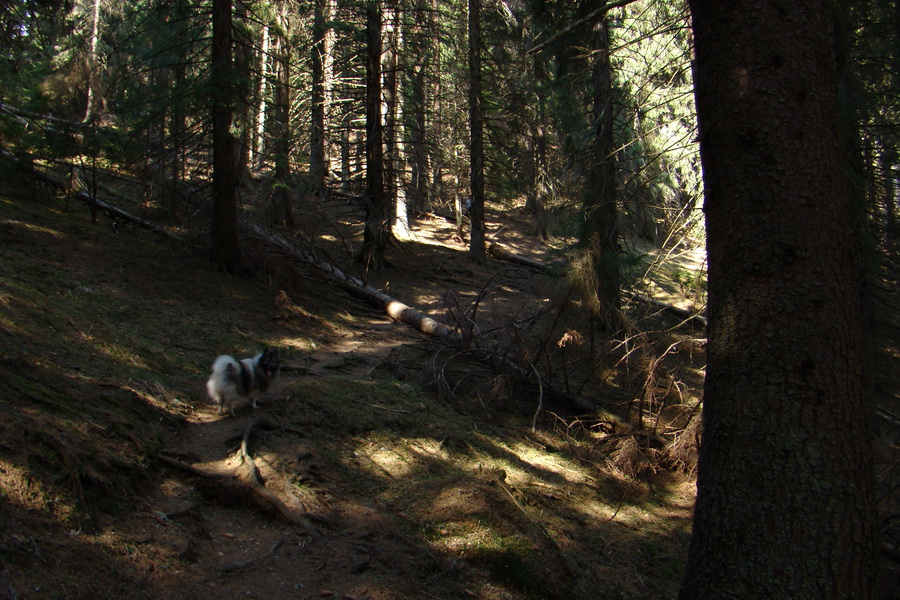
left=0, top=169, right=897, bottom=600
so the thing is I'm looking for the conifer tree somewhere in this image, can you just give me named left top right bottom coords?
left=681, top=1, right=877, bottom=596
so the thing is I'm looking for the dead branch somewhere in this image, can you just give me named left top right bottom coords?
left=219, top=535, right=290, bottom=573
left=633, top=293, right=707, bottom=328
left=487, top=242, right=551, bottom=271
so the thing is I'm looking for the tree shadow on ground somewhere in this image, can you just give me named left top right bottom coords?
left=1, top=183, right=695, bottom=600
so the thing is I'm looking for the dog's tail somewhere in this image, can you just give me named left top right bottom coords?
left=211, top=355, right=236, bottom=376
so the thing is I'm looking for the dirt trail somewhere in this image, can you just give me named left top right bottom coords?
left=1, top=183, right=699, bottom=600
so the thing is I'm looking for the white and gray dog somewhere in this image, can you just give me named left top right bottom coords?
left=206, top=348, right=280, bottom=415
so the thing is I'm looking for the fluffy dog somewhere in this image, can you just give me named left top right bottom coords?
left=206, top=348, right=280, bottom=415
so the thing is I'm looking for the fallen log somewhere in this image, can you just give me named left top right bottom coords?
left=246, top=227, right=604, bottom=413
left=0, top=147, right=184, bottom=242
left=487, top=242, right=551, bottom=271
left=245, top=222, right=659, bottom=428
left=4, top=149, right=656, bottom=431
left=633, top=293, right=707, bottom=328
left=243, top=221, right=463, bottom=345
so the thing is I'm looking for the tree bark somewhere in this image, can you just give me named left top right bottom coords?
left=384, top=1, right=410, bottom=240
left=467, top=0, right=486, bottom=261
left=270, top=28, right=293, bottom=228
left=407, top=0, right=432, bottom=214
left=582, top=13, right=619, bottom=330
left=680, top=2, right=877, bottom=598
left=310, top=0, right=329, bottom=195
left=357, top=2, right=389, bottom=270
left=232, top=0, right=253, bottom=183
left=82, top=0, right=101, bottom=123
left=211, top=0, right=241, bottom=272
left=251, top=23, right=269, bottom=169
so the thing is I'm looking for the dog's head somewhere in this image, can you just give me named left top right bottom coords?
left=257, top=347, right=280, bottom=379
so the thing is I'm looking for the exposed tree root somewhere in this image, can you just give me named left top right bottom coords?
left=219, top=535, right=290, bottom=573
left=158, top=417, right=322, bottom=536
left=237, top=417, right=320, bottom=535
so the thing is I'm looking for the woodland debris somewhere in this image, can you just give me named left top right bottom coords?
left=158, top=417, right=322, bottom=536
left=0, top=147, right=184, bottom=242
left=246, top=223, right=672, bottom=432
left=633, top=292, right=707, bottom=328
left=487, top=242, right=553, bottom=271
left=219, top=535, right=290, bottom=573
left=5, top=152, right=672, bottom=438
left=244, top=221, right=463, bottom=345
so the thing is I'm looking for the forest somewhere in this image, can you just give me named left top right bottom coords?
left=0, top=0, right=898, bottom=598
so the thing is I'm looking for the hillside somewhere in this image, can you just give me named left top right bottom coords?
left=1, top=172, right=702, bottom=600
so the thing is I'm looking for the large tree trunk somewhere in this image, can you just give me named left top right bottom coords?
left=407, top=0, right=432, bottom=215
left=680, top=2, right=877, bottom=598
left=382, top=1, right=408, bottom=239
left=251, top=23, right=269, bottom=169
left=889, top=0, right=900, bottom=249
left=269, top=29, right=293, bottom=228
left=883, top=146, right=898, bottom=249
left=232, top=0, right=253, bottom=184
left=171, top=57, right=187, bottom=188
left=581, top=14, right=619, bottom=329
left=467, top=0, right=486, bottom=261
left=211, top=0, right=241, bottom=272
left=310, top=0, right=329, bottom=195
left=82, top=0, right=101, bottom=123
left=356, top=3, right=389, bottom=270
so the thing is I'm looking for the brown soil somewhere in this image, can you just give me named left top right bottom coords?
left=0, top=178, right=704, bottom=600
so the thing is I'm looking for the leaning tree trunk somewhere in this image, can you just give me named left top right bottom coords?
left=680, top=1, right=877, bottom=599
left=467, top=0, right=486, bottom=261
left=211, top=0, right=241, bottom=272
